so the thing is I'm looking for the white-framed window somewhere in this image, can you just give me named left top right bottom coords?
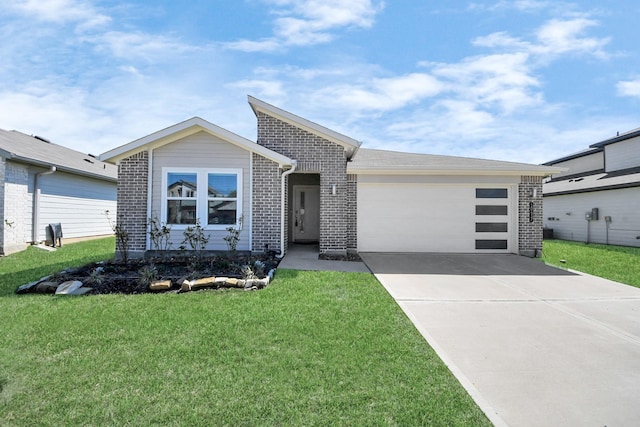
left=162, top=168, right=242, bottom=229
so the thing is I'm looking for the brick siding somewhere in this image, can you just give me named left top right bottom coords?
left=518, top=175, right=543, bottom=256
left=254, top=112, right=351, bottom=255
left=117, top=151, right=149, bottom=256
left=251, top=153, right=282, bottom=252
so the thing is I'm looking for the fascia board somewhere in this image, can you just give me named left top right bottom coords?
left=347, top=166, right=566, bottom=177
left=100, top=117, right=293, bottom=167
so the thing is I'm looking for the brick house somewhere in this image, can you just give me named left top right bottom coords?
left=100, top=96, right=560, bottom=258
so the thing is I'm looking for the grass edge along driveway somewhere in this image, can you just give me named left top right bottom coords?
left=0, top=239, right=489, bottom=426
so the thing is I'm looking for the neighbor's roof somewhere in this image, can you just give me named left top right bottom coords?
left=590, top=127, right=640, bottom=148
left=348, top=148, right=563, bottom=176
left=248, top=95, right=361, bottom=158
left=542, top=147, right=603, bottom=166
left=544, top=167, right=640, bottom=196
left=0, top=129, right=117, bottom=181
left=99, top=116, right=293, bottom=167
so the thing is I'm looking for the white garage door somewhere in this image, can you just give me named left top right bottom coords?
left=357, top=183, right=516, bottom=253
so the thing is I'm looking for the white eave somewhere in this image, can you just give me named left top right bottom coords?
left=99, top=117, right=293, bottom=167
left=347, top=148, right=565, bottom=177
left=248, top=95, right=361, bottom=158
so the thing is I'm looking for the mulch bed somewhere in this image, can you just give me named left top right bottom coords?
left=17, top=253, right=280, bottom=295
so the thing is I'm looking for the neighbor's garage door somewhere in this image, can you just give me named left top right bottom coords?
left=357, top=183, right=516, bottom=253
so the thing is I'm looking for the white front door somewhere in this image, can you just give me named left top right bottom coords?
left=292, top=185, right=320, bottom=242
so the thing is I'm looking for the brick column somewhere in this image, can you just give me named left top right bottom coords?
left=252, top=154, right=282, bottom=253
left=518, top=175, right=543, bottom=257
left=117, top=151, right=148, bottom=258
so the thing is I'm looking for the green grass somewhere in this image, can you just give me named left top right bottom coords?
left=0, top=237, right=116, bottom=297
left=0, top=240, right=489, bottom=426
left=543, top=239, right=640, bottom=287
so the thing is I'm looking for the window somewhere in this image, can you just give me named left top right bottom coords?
left=476, top=240, right=508, bottom=250
left=476, top=188, right=508, bottom=198
left=163, top=168, right=242, bottom=228
left=166, top=173, right=197, bottom=224
left=207, top=173, right=237, bottom=225
left=476, top=205, right=508, bottom=215
left=476, top=222, right=508, bottom=232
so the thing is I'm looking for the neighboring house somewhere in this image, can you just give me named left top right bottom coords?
left=0, top=129, right=118, bottom=255
left=100, top=96, right=559, bottom=258
left=543, top=128, right=640, bottom=247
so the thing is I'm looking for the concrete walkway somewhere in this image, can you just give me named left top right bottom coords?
left=278, top=244, right=370, bottom=273
left=361, top=253, right=640, bottom=427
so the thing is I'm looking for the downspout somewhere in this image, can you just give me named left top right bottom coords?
left=277, top=160, right=297, bottom=258
left=32, top=166, right=57, bottom=244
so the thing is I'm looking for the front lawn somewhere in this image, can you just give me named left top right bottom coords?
left=0, top=239, right=489, bottom=426
left=543, top=239, right=640, bottom=287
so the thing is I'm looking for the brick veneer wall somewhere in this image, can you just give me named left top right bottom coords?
left=117, top=151, right=148, bottom=256
left=346, top=174, right=357, bottom=252
left=518, top=175, right=543, bottom=256
left=252, top=153, right=282, bottom=253
left=255, top=112, right=350, bottom=255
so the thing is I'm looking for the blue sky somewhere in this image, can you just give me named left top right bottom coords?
left=1, top=0, right=639, bottom=164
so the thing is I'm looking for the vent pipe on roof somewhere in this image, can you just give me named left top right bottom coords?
left=33, top=135, right=51, bottom=143
left=32, top=166, right=57, bottom=244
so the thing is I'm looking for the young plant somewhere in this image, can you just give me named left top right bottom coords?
left=223, top=216, right=244, bottom=252
left=148, top=216, right=172, bottom=251
left=104, top=211, right=129, bottom=263
left=179, top=219, right=210, bottom=257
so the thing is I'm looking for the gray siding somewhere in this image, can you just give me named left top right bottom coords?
left=151, top=131, right=251, bottom=251
left=605, top=136, right=640, bottom=172
left=38, top=171, right=116, bottom=240
left=544, top=187, right=640, bottom=247
left=550, top=151, right=604, bottom=178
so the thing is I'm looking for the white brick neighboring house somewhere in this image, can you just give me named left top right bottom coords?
left=100, top=96, right=560, bottom=259
left=543, top=127, right=640, bottom=247
left=0, top=129, right=118, bottom=255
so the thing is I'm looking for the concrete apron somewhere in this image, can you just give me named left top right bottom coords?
left=361, top=253, right=640, bottom=427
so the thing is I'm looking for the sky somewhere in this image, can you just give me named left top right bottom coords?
left=1, top=0, right=639, bottom=164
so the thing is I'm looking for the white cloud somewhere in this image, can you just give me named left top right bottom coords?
left=474, top=17, right=610, bottom=60
left=310, top=73, right=442, bottom=112
left=90, top=31, right=201, bottom=61
left=616, top=78, right=640, bottom=98
left=5, top=0, right=110, bottom=30
left=225, top=0, right=384, bottom=51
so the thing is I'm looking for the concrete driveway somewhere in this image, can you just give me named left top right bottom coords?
left=360, top=253, right=640, bottom=427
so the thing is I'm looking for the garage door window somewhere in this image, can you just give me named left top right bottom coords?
left=476, top=205, right=508, bottom=215
left=476, top=188, right=508, bottom=198
left=476, top=222, right=508, bottom=232
left=476, top=240, right=508, bottom=250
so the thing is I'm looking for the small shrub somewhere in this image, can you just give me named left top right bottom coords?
left=138, top=264, right=158, bottom=287
left=148, top=217, right=172, bottom=251
left=223, top=216, right=244, bottom=252
left=179, top=219, right=210, bottom=257
left=104, top=211, right=129, bottom=263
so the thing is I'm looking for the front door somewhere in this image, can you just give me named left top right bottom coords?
left=292, top=185, right=320, bottom=242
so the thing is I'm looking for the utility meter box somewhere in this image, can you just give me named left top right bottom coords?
left=591, top=208, right=599, bottom=221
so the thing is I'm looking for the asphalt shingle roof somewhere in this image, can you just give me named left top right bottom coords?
left=0, top=129, right=117, bottom=181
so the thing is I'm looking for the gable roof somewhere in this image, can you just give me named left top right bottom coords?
left=248, top=96, right=361, bottom=158
left=0, top=129, right=117, bottom=181
left=348, top=148, right=562, bottom=176
left=99, top=117, right=293, bottom=167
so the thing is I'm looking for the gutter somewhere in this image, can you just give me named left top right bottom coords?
left=277, top=160, right=297, bottom=259
left=32, top=166, right=56, bottom=244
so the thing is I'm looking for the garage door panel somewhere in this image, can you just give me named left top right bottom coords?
left=358, top=183, right=514, bottom=253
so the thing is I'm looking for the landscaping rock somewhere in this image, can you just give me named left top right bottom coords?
left=226, top=278, right=239, bottom=287
left=55, top=281, right=84, bottom=295
left=69, top=287, right=93, bottom=296
left=180, top=280, right=193, bottom=292
left=149, top=280, right=171, bottom=291
left=16, top=280, right=41, bottom=294
left=192, top=277, right=216, bottom=289
left=36, top=281, right=59, bottom=294
left=214, top=277, right=228, bottom=284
